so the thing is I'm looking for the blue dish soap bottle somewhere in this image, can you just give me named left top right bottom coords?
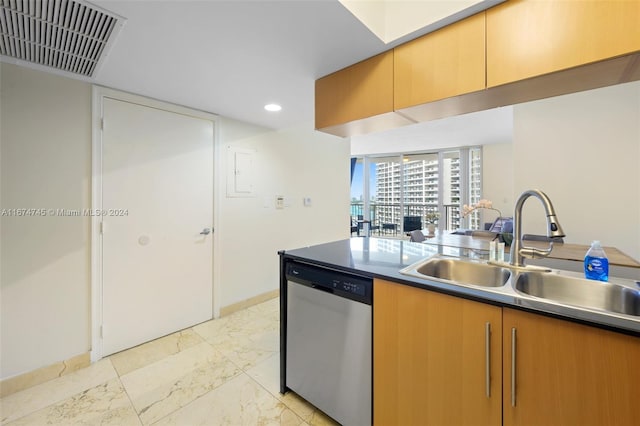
left=584, top=240, right=609, bottom=282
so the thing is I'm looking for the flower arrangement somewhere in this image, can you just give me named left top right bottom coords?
left=463, top=199, right=513, bottom=244
left=462, top=199, right=502, bottom=218
left=424, top=211, right=439, bottom=224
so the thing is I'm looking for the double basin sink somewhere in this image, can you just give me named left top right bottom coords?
left=401, top=256, right=640, bottom=318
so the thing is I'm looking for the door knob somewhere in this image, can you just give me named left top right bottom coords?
left=200, top=228, right=211, bottom=235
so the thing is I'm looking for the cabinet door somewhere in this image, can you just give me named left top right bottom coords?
left=487, top=0, right=640, bottom=87
left=503, top=308, right=640, bottom=426
left=394, top=12, right=486, bottom=109
left=374, top=279, right=502, bottom=426
left=315, top=50, right=394, bottom=129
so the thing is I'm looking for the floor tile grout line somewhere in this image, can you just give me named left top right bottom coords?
left=120, top=340, right=246, bottom=426
left=0, top=359, right=121, bottom=425
left=109, top=326, right=207, bottom=378
left=2, top=299, right=282, bottom=426
left=144, top=369, right=249, bottom=426
left=240, top=352, right=317, bottom=425
left=115, top=371, right=145, bottom=426
left=185, top=314, right=305, bottom=421
left=145, top=367, right=311, bottom=426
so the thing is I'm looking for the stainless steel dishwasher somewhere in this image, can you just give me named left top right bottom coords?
left=282, top=261, right=372, bottom=426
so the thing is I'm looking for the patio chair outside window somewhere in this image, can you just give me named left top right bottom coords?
left=409, top=230, right=426, bottom=242
left=404, top=216, right=422, bottom=233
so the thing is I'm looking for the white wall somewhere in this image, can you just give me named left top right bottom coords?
left=0, top=63, right=350, bottom=379
left=216, top=120, right=350, bottom=307
left=1, top=63, right=92, bottom=379
left=482, top=142, right=514, bottom=222
left=513, top=81, right=640, bottom=260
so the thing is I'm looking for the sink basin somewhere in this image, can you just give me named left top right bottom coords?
left=515, top=272, right=640, bottom=316
left=403, top=257, right=511, bottom=288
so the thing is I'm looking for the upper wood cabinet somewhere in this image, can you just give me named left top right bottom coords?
left=487, top=0, right=640, bottom=88
left=315, top=0, right=640, bottom=136
left=503, top=308, right=640, bottom=426
left=394, top=12, right=486, bottom=110
left=374, top=279, right=502, bottom=426
left=315, top=50, right=414, bottom=136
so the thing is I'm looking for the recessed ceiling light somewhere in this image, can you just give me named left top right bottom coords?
left=264, top=104, right=282, bottom=112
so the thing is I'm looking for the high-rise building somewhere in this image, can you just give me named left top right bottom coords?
left=373, top=149, right=481, bottom=231
left=468, top=149, right=482, bottom=229
left=375, top=156, right=457, bottom=230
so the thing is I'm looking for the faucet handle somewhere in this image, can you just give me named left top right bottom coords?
left=519, top=243, right=554, bottom=260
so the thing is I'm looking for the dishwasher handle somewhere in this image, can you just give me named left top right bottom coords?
left=310, top=283, right=335, bottom=294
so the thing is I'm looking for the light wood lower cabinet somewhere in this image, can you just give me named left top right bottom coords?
left=374, top=280, right=640, bottom=426
left=374, top=279, right=502, bottom=426
left=503, top=308, right=640, bottom=426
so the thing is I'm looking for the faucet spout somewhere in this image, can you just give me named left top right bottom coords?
left=510, top=189, right=566, bottom=268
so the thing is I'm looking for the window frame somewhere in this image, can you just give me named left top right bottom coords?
left=350, top=146, right=482, bottom=234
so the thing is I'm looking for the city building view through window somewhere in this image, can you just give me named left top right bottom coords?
left=351, top=147, right=482, bottom=235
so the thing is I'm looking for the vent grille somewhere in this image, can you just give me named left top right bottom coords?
left=0, top=0, right=123, bottom=78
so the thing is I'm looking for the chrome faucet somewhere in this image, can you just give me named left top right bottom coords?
left=510, top=189, right=566, bottom=268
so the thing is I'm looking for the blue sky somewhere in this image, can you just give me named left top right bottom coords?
left=350, top=162, right=377, bottom=200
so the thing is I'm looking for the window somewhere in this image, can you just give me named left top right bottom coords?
left=467, top=147, right=482, bottom=229
left=372, top=156, right=402, bottom=231
left=350, top=147, right=482, bottom=234
left=350, top=158, right=365, bottom=219
left=441, top=150, right=461, bottom=230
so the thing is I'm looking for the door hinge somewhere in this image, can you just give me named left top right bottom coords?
left=101, top=118, right=104, bottom=130
left=100, top=221, right=105, bottom=234
left=100, top=325, right=103, bottom=338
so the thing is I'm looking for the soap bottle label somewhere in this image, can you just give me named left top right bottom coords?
left=584, top=256, right=609, bottom=282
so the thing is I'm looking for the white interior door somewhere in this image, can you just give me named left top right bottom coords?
left=101, top=97, right=214, bottom=356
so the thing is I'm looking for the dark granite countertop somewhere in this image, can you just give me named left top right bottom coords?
left=280, top=238, right=640, bottom=336
left=282, top=237, right=491, bottom=283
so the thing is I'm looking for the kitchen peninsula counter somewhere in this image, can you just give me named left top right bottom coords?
left=280, top=238, right=640, bottom=335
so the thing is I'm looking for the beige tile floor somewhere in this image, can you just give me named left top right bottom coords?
left=0, top=298, right=339, bottom=426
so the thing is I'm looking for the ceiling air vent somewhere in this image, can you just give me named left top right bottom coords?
left=0, top=0, right=124, bottom=78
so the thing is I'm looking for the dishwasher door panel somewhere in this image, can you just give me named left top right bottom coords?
left=286, top=281, right=371, bottom=426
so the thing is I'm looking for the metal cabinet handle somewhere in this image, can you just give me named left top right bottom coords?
left=485, top=322, right=491, bottom=398
left=511, top=327, right=517, bottom=407
left=200, top=228, right=211, bottom=235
